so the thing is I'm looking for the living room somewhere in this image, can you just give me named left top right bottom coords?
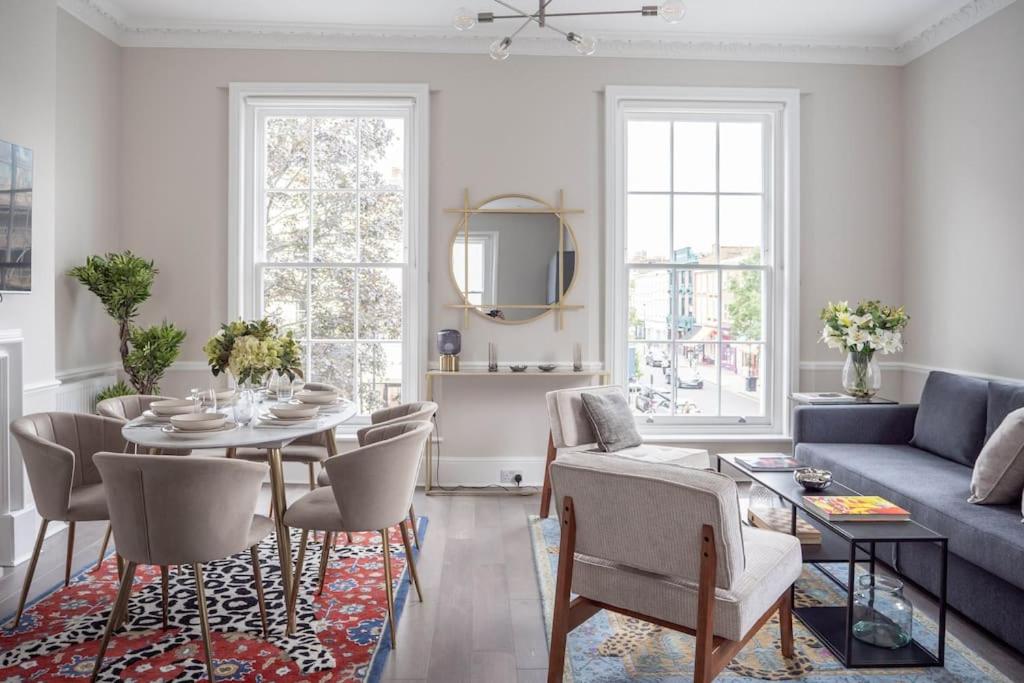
left=0, top=0, right=1022, bottom=681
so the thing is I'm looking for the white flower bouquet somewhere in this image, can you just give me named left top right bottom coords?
left=203, top=319, right=303, bottom=387
left=819, top=300, right=909, bottom=398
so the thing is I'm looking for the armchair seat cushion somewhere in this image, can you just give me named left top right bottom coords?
left=283, top=486, right=346, bottom=532
left=233, top=444, right=328, bottom=464
left=577, top=444, right=709, bottom=469
left=571, top=527, right=800, bottom=641
left=66, top=484, right=109, bottom=521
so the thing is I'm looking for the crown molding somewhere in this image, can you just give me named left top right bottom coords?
left=58, top=0, right=1017, bottom=66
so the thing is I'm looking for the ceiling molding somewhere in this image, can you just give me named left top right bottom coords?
left=57, top=0, right=1017, bottom=67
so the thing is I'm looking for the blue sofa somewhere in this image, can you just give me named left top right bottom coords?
left=793, top=371, right=1024, bottom=653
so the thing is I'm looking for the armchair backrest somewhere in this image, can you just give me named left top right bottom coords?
left=549, top=450, right=745, bottom=590
left=546, top=385, right=626, bottom=449
left=358, top=401, right=438, bottom=446
left=323, top=420, right=432, bottom=531
left=94, top=453, right=266, bottom=566
left=96, top=394, right=167, bottom=422
left=11, top=412, right=126, bottom=520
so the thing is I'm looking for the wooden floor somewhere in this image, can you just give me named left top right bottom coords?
left=3, top=485, right=1024, bottom=682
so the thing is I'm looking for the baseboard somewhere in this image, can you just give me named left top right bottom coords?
left=428, top=455, right=548, bottom=488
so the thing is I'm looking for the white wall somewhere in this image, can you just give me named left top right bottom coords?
left=55, top=8, right=122, bottom=380
left=901, top=0, right=1024, bottom=400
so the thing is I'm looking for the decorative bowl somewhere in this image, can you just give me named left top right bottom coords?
left=509, top=364, right=528, bottom=373
left=295, top=389, right=339, bottom=405
left=150, top=399, right=194, bottom=417
left=270, top=403, right=320, bottom=419
left=537, top=364, right=557, bottom=372
left=170, top=412, right=228, bottom=432
left=794, top=467, right=833, bottom=491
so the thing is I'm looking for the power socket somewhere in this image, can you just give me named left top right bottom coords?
left=500, top=469, right=523, bottom=486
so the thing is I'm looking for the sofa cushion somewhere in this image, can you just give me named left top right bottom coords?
left=910, top=371, right=988, bottom=466
left=970, top=407, right=1024, bottom=504
left=581, top=390, right=642, bottom=452
left=987, top=381, right=1024, bottom=442
left=796, top=442, right=1024, bottom=591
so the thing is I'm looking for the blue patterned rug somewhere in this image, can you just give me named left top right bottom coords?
left=529, top=515, right=1010, bottom=682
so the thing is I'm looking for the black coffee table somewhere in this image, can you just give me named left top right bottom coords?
left=718, top=454, right=948, bottom=668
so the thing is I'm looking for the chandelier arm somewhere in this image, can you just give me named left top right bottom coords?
left=493, top=0, right=569, bottom=37
left=489, top=9, right=648, bottom=20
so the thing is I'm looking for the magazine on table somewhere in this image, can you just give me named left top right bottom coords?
left=803, top=496, right=911, bottom=522
left=733, top=454, right=801, bottom=472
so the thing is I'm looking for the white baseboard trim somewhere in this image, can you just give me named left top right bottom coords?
left=0, top=506, right=67, bottom=567
left=429, top=455, right=548, bottom=488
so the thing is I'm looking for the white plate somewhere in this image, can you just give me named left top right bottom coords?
left=259, top=413, right=319, bottom=425
left=161, top=422, right=239, bottom=439
left=141, top=410, right=172, bottom=422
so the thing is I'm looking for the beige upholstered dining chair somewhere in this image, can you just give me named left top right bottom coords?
left=547, top=451, right=801, bottom=683
left=8, top=413, right=125, bottom=628
left=539, top=384, right=708, bottom=517
left=284, top=420, right=432, bottom=648
left=91, top=453, right=273, bottom=682
left=317, top=400, right=438, bottom=548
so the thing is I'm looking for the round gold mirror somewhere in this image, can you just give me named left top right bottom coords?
left=450, top=194, right=578, bottom=324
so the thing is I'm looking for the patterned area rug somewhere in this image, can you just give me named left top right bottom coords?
left=529, top=515, right=1009, bottom=682
left=0, top=520, right=426, bottom=682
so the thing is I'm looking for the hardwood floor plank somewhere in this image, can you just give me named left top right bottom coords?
left=510, top=599, right=548, bottom=669
left=470, top=651, right=518, bottom=683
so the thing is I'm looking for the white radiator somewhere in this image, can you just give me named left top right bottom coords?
left=55, top=374, right=118, bottom=414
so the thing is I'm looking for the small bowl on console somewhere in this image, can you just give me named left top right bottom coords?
left=509, top=364, right=528, bottom=373
left=295, top=389, right=339, bottom=405
left=150, top=399, right=194, bottom=417
left=794, top=467, right=833, bottom=492
left=537, top=364, right=557, bottom=372
left=270, top=404, right=319, bottom=420
left=170, top=412, right=228, bottom=432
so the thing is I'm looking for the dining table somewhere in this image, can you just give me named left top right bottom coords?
left=120, top=398, right=357, bottom=634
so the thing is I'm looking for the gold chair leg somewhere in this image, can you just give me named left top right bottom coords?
left=95, top=522, right=112, bottom=572
left=380, top=529, right=396, bottom=648
left=288, top=530, right=309, bottom=628
left=160, top=566, right=170, bottom=629
left=64, top=521, right=76, bottom=587
left=346, top=532, right=353, bottom=543
left=317, top=532, right=333, bottom=597
left=12, top=518, right=48, bottom=628
left=307, top=463, right=316, bottom=490
left=90, top=561, right=138, bottom=683
left=192, top=563, right=217, bottom=682
left=249, top=545, right=269, bottom=640
left=408, top=504, right=420, bottom=549
left=398, top=520, right=423, bottom=601
left=115, top=553, right=124, bottom=582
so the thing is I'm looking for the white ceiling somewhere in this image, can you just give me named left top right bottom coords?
left=60, top=0, right=1017, bottom=65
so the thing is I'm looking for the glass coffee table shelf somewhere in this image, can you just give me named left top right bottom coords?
left=718, top=454, right=948, bottom=669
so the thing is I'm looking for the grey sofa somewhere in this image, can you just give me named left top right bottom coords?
left=793, top=371, right=1024, bottom=653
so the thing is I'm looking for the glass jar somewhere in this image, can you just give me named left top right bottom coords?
left=842, top=350, right=881, bottom=399
left=233, top=388, right=255, bottom=426
left=852, top=575, right=913, bottom=649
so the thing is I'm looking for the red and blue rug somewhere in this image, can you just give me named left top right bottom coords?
left=0, top=521, right=426, bottom=682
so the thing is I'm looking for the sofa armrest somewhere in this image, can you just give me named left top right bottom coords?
left=792, top=404, right=919, bottom=445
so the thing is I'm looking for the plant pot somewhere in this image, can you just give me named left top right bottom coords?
left=843, top=351, right=881, bottom=399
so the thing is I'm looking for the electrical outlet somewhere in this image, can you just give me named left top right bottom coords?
left=500, top=469, right=523, bottom=485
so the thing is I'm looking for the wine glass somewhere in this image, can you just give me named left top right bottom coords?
left=189, top=387, right=201, bottom=413
left=277, top=374, right=294, bottom=402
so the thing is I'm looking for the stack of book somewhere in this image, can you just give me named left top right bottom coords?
left=747, top=507, right=822, bottom=544
left=732, top=454, right=800, bottom=472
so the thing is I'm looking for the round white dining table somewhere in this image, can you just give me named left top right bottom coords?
left=120, top=400, right=356, bottom=634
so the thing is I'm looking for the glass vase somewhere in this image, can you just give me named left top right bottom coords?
left=233, top=387, right=256, bottom=426
left=852, top=575, right=913, bottom=649
left=842, top=351, right=881, bottom=399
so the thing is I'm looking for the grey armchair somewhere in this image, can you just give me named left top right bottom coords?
left=91, top=453, right=273, bottom=682
left=547, top=451, right=801, bottom=683
left=8, top=413, right=126, bottom=628
left=283, top=420, right=433, bottom=648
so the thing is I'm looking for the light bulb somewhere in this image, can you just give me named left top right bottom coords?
left=658, top=0, right=686, bottom=24
left=453, top=6, right=476, bottom=31
left=489, top=36, right=512, bottom=61
left=567, top=32, right=598, bottom=56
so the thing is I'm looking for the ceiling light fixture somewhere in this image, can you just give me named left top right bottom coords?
left=453, top=1, right=686, bottom=60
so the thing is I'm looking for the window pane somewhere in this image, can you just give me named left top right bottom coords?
left=628, top=269, right=670, bottom=342
left=359, top=268, right=402, bottom=340
left=674, top=269, right=719, bottom=342
left=265, top=116, right=309, bottom=190
left=312, top=192, right=357, bottom=262
left=359, top=342, right=402, bottom=414
left=360, top=192, right=403, bottom=263
left=627, top=194, right=670, bottom=263
left=265, top=192, right=310, bottom=262
left=627, top=120, right=670, bottom=192
left=719, top=122, right=763, bottom=193
left=672, top=344, right=718, bottom=416
left=673, top=195, right=716, bottom=264
left=719, top=195, right=762, bottom=264
left=721, top=343, right=765, bottom=417
left=262, top=267, right=307, bottom=336
left=310, top=268, right=354, bottom=338
left=310, top=342, right=355, bottom=401
left=673, top=121, right=716, bottom=192
left=359, top=118, right=405, bottom=190
left=313, top=117, right=356, bottom=190
left=723, top=269, right=764, bottom=342
left=628, top=342, right=673, bottom=417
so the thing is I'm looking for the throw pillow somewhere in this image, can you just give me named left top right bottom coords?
left=970, top=407, right=1024, bottom=504
left=987, top=381, right=1024, bottom=442
left=910, top=371, right=988, bottom=467
left=580, top=390, right=642, bottom=452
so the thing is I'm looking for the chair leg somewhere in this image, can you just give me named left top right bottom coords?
left=288, top=530, right=310, bottom=625
left=779, top=588, right=794, bottom=658
left=346, top=532, right=353, bottom=543
left=250, top=545, right=269, bottom=640
left=307, top=463, right=316, bottom=490
left=160, top=566, right=170, bottom=630
left=398, top=520, right=423, bottom=601
left=380, top=529, right=396, bottom=648
left=317, top=532, right=333, bottom=597
left=539, top=431, right=556, bottom=518
left=407, top=504, right=420, bottom=549
left=192, top=563, right=217, bottom=682
left=12, top=518, right=48, bottom=628
left=90, top=561, right=138, bottom=683
left=115, top=553, right=124, bottom=582
left=95, top=523, right=112, bottom=572
left=547, top=498, right=577, bottom=683
left=64, top=521, right=76, bottom=587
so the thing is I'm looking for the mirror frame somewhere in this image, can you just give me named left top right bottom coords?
left=447, top=192, right=581, bottom=326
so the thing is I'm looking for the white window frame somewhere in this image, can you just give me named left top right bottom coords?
left=604, top=86, right=800, bottom=436
left=228, top=82, right=430, bottom=422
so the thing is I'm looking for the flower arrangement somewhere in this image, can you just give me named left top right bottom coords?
left=819, top=300, right=909, bottom=398
left=203, top=319, right=303, bottom=386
